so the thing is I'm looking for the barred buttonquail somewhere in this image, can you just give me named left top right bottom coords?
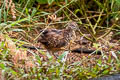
left=38, top=21, right=78, bottom=58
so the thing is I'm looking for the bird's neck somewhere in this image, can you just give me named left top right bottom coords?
left=65, top=26, right=73, bottom=32
left=63, top=27, right=74, bottom=41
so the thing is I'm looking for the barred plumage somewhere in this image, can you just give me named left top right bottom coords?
left=38, top=21, right=78, bottom=58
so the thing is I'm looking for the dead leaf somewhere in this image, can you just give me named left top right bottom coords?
left=47, top=14, right=63, bottom=22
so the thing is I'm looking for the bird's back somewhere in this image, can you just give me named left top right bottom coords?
left=38, top=21, right=77, bottom=51
left=39, top=29, right=68, bottom=50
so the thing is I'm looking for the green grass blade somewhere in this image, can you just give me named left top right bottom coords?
left=3, top=10, right=7, bottom=22
left=10, top=18, right=29, bottom=26
left=0, top=9, right=1, bottom=23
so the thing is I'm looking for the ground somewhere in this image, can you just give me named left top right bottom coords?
left=7, top=24, right=120, bottom=65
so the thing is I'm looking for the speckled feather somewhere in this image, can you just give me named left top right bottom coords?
left=38, top=21, right=78, bottom=52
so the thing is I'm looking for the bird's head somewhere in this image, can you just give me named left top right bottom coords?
left=67, top=21, right=78, bottom=31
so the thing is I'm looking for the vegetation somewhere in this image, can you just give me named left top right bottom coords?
left=0, top=0, right=120, bottom=80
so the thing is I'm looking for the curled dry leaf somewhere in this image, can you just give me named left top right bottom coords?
left=47, top=14, right=63, bottom=22
left=9, top=0, right=12, bottom=7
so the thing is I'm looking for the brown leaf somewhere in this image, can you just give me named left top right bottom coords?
left=47, top=14, right=63, bottom=22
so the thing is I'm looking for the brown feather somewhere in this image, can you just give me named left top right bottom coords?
left=38, top=21, right=78, bottom=53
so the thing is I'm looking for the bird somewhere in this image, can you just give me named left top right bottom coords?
left=38, top=21, right=78, bottom=58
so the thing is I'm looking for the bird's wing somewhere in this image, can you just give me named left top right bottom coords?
left=39, top=29, right=66, bottom=48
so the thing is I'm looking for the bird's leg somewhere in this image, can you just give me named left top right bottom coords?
left=47, top=51, right=58, bottom=60
left=72, top=31, right=77, bottom=44
left=69, top=40, right=72, bottom=52
left=53, top=52, right=58, bottom=59
left=69, top=31, right=76, bottom=52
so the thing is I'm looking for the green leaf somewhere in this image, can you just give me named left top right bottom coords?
left=102, top=69, right=109, bottom=75
left=10, top=18, right=29, bottom=26
left=25, top=8, right=29, bottom=15
left=39, top=11, right=50, bottom=16
left=36, top=0, right=48, bottom=4
left=94, top=0, right=104, bottom=9
left=31, top=8, right=37, bottom=17
left=4, top=8, right=7, bottom=22
left=116, top=0, right=120, bottom=4
left=48, top=0, right=54, bottom=5
left=58, top=51, right=69, bottom=61
left=113, top=32, right=120, bottom=36
left=0, top=41, right=5, bottom=48
left=0, top=63, right=5, bottom=69
left=117, top=51, right=120, bottom=54
left=93, top=43, right=100, bottom=49
left=97, top=59, right=102, bottom=65
left=0, top=9, right=1, bottom=23
left=10, top=69, right=17, bottom=75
